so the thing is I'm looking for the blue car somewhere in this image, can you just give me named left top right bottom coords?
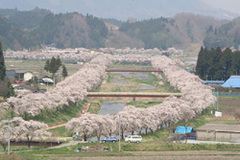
left=101, top=137, right=119, bottom=143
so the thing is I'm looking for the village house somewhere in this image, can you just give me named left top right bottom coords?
left=15, top=71, right=34, bottom=81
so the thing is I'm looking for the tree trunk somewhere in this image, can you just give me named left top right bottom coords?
left=149, top=128, right=154, bottom=133
left=83, top=134, right=87, bottom=141
left=2, top=144, right=7, bottom=151
left=27, top=136, right=31, bottom=149
left=24, top=112, right=28, bottom=120
left=145, top=128, right=148, bottom=135
left=121, top=128, right=124, bottom=139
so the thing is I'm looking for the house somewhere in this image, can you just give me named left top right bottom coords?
left=15, top=71, right=34, bottom=81
left=221, top=75, right=240, bottom=88
left=202, top=80, right=225, bottom=88
left=6, top=70, right=16, bottom=79
left=196, top=124, right=240, bottom=141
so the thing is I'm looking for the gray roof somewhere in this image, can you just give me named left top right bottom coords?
left=196, top=124, right=240, bottom=133
left=6, top=70, right=16, bottom=78
left=16, top=71, right=27, bottom=74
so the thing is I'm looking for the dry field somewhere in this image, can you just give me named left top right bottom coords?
left=49, top=151, right=240, bottom=160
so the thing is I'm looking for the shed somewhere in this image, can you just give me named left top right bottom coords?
left=15, top=71, right=33, bottom=81
left=221, top=75, right=240, bottom=88
left=196, top=124, right=240, bottom=141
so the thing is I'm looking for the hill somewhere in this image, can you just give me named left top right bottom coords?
left=0, top=7, right=51, bottom=29
left=0, top=8, right=237, bottom=53
left=0, top=0, right=238, bottom=20
left=204, top=16, right=240, bottom=49
left=119, top=13, right=227, bottom=51
left=0, top=9, right=109, bottom=50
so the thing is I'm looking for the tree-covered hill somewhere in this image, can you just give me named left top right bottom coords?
left=0, top=8, right=237, bottom=51
left=0, top=17, right=27, bottom=50
left=204, top=17, right=240, bottom=49
left=0, top=9, right=109, bottom=50
left=119, top=13, right=226, bottom=50
left=0, top=7, right=51, bottom=29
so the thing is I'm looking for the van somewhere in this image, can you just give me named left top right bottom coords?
left=125, top=135, right=142, bottom=143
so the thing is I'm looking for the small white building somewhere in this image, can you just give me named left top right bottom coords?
left=15, top=71, right=34, bottom=81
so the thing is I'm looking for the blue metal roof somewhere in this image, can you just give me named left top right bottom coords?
left=221, top=76, right=240, bottom=88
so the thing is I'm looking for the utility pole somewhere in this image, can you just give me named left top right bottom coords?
left=118, top=114, right=121, bottom=152
left=7, top=118, right=11, bottom=155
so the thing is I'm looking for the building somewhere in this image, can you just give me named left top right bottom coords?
left=221, top=75, right=240, bottom=88
left=196, top=124, right=240, bottom=141
left=15, top=71, right=34, bottom=81
left=202, top=80, right=225, bottom=88
left=6, top=70, right=16, bottom=79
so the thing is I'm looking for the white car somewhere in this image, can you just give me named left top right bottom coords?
left=125, top=135, right=142, bottom=143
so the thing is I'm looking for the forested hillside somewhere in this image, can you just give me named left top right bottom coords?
left=0, top=7, right=50, bottom=29
left=0, top=9, right=108, bottom=50
left=0, top=8, right=238, bottom=51
left=204, top=17, right=240, bottom=49
left=119, top=13, right=226, bottom=50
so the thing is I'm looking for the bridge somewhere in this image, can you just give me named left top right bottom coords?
left=87, top=92, right=182, bottom=98
left=105, top=68, right=162, bottom=72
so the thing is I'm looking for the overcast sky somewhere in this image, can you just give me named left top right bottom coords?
left=202, top=0, right=240, bottom=14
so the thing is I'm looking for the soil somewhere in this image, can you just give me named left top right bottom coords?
left=218, top=99, right=240, bottom=106
left=49, top=151, right=240, bottom=160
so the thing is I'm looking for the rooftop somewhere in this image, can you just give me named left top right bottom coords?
left=196, top=124, right=240, bottom=133
left=222, top=75, right=240, bottom=88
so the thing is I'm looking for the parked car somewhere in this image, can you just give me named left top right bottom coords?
left=125, top=135, right=142, bottom=143
left=101, top=137, right=119, bottom=143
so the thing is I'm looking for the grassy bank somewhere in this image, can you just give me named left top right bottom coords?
left=28, top=100, right=87, bottom=126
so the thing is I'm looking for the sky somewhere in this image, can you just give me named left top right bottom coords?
left=202, top=0, right=240, bottom=14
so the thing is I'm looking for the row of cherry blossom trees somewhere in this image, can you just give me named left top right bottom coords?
left=4, top=49, right=98, bottom=63
left=1, top=54, right=112, bottom=118
left=0, top=117, right=51, bottom=150
left=66, top=55, right=216, bottom=141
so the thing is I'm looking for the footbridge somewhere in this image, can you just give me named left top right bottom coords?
left=87, top=92, right=182, bottom=98
left=105, top=69, right=162, bottom=72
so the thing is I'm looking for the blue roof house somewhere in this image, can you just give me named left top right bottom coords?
left=221, top=75, right=240, bottom=88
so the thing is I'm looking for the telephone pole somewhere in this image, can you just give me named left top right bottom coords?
left=118, top=114, right=121, bottom=152
left=8, top=118, right=11, bottom=155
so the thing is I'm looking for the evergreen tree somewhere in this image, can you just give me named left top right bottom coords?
left=0, top=42, right=6, bottom=80
left=62, top=64, right=68, bottom=79
left=44, top=57, right=62, bottom=84
left=0, top=79, right=14, bottom=99
left=44, top=60, right=50, bottom=73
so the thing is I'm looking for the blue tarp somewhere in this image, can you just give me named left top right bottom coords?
left=222, top=76, right=240, bottom=88
left=175, top=126, right=194, bottom=134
